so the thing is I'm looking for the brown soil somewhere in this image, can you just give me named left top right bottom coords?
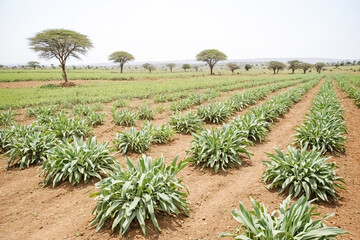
left=0, top=79, right=359, bottom=240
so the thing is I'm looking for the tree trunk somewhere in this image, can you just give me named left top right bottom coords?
left=276, top=68, right=279, bottom=74
left=231, top=69, right=234, bottom=74
left=149, top=69, right=152, bottom=74
left=170, top=68, right=173, bottom=72
left=61, top=63, right=68, bottom=82
left=303, top=69, right=306, bottom=74
left=120, top=63, right=123, bottom=73
left=273, top=69, right=276, bottom=74
left=292, top=69, right=295, bottom=74
left=210, top=65, right=213, bottom=75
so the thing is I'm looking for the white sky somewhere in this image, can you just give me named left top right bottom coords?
left=0, top=0, right=359, bottom=65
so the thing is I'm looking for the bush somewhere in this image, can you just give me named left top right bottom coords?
left=143, top=121, right=175, bottom=143
left=188, top=126, right=252, bottom=173
left=90, top=155, right=190, bottom=236
left=169, top=112, right=204, bottom=134
left=0, top=110, right=16, bottom=127
left=85, top=112, right=106, bottom=127
left=42, top=137, right=118, bottom=187
left=231, top=113, right=269, bottom=143
left=220, top=196, right=347, bottom=239
left=113, top=127, right=151, bottom=154
left=112, top=109, right=137, bottom=126
left=263, top=146, right=344, bottom=202
left=197, top=102, right=232, bottom=124
left=137, top=105, right=154, bottom=120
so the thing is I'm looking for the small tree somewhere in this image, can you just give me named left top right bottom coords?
left=182, top=64, right=191, bottom=72
left=143, top=63, right=156, bottom=73
left=287, top=60, right=302, bottom=74
left=314, top=62, right=326, bottom=73
left=28, top=29, right=93, bottom=83
left=196, top=49, right=227, bottom=75
left=108, top=51, right=134, bottom=73
left=268, top=61, right=286, bottom=74
left=27, top=61, right=40, bottom=69
left=244, top=64, right=252, bottom=71
left=299, top=63, right=312, bottom=74
left=166, top=63, right=176, bottom=72
left=227, top=63, right=239, bottom=73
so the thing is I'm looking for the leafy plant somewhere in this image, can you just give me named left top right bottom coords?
left=0, top=109, right=16, bottom=127
left=42, top=136, right=118, bottom=187
left=220, top=196, right=347, bottom=239
left=72, top=104, right=93, bottom=116
left=26, top=105, right=57, bottom=117
left=263, top=146, right=344, bottom=202
left=231, top=113, right=269, bottom=143
left=169, top=112, right=204, bottom=134
left=112, top=109, right=138, bottom=126
left=85, top=111, right=106, bottom=127
left=90, top=155, right=190, bottom=236
left=143, top=121, right=175, bottom=143
left=111, top=99, right=128, bottom=109
left=188, top=126, right=252, bottom=173
left=113, top=127, right=151, bottom=154
left=137, top=105, right=154, bottom=120
left=197, top=102, right=232, bottom=124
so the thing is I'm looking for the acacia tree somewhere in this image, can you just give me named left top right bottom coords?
left=268, top=61, right=286, bottom=74
left=166, top=63, right=176, bottom=72
left=108, top=51, right=134, bottom=73
left=288, top=60, right=302, bottom=74
left=244, top=64, right=252, bottom=71
left=196, top=49, right=227, bottom=75
left=314, top=62, right=326, bottom=73
left=27, top=61, right=40, bottom=69
left=299, top=63, right=312, bottom=74
left=143, top=63, right=156, bottom=73
left=182, top=64, right=191, bottom=72
left=28, top=29, right=93, bottom=83
left=227, top=63, right=239, bottom=73
left=192, top=65, right=199, bottom=71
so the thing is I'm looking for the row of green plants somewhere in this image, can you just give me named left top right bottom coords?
left=112, top=105, right=155, bottom=126
left=335, top=75, right=360, bottom=107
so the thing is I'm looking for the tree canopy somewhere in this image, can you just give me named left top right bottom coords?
left=299, top=63, right=312, bottom=74
left=28, top=29, right=93, bottom=83
left=196, top=49, right=227, bottom=75
left=108, top=51, right=134, bottom=73
left=244, top=64, right=252, bottom=71
left=287, top=60, right=302, bottom=74
left=166, top=63, right=176, bottom=72
left=268, top=61, right=286, bottom=74
left=182, top=64, right=191, bottom=71
left=227, top=63, right=239, bottom=73
left=314, top=62, right=326, bottom=73
left=27, top=61, right=40, bottom=69
left=143, top=63, right=156, bottom=73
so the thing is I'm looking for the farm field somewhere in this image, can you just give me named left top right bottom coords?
left=0, top=70, right=360, bottom=240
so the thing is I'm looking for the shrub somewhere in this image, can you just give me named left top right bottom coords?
left=42, top=137, right=118, bottom=187
left=0, top=110, right=15, bottom=127
left=90, top=155, right=190, bottom=236
left=220, top=196, right=347, bottom=239
left=143, top=121, right=175, bottom=143
left=263, top=146, right=344, bottom=202
left=137, top=105, right=154, bottom=120
left=112, top=109, right=137, bottom=126
left=169, top=112, right=204, bottom=134
left=197, top=102, right=233, bottom=124
left=188, top=126, right=252, bottom=173
left=113, top=127, right=151, bottom=154
left=231, top=113, right=269, bottom=143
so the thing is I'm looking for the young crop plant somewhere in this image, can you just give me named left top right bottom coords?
left=197, top=102, right=232, bottom=124
left=170, top=99, right=191, bottom=112
left=0, top=129, right=12, bottom=152
left=0, top=109, right=16, bottom=127
left=263, top=146, right=344, bottom=202
left=112, top=109, right=138, bottom=126
left=137, top=105, right=154, bottom=120
left=220, top=196, right=347, bottom=239
left=169, top=112, right=204, bottom=134
left=231, top=113, right=269, bottom=143
left=6, top=125, right=57, bottom=170
left=42, top=136, right=118, bottom=187
left=26, top=105, right=58, bottom=118
left=113, top=127, right=151, bottom=154
left=142, top=121, right=175, bottom=144
left=90, top=155, right=190, bottom=236
left=85, top=112, right=106, bottom=127
left=72, top=104, right=93, bottom=116
left=111, top=99, right=128, bottom=109
left=188, top=125, right=252, bottom=173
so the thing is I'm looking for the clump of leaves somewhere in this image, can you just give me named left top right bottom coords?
left=112, top=109, right=138, bottom=126
left=137, top=105, right=154, bottom=120
left=72, top=104, right=93, bottom=116
left=6, top=125, right=57, bottom=170
left=170, top=99, right=191, bottom=112
left=90, top=155, right=190, bottom=236
left=111, top=99, right=128, bottom=110
left=26, top=105, right=57, bottom=117
left=220, top=196, right=347, bottom=239
left=197, top=102, right=232, bottom=124
left=0, top=109, right=16, bottom=127
left=143, top=121, right=175, bottom=144
left=113, top=127, right=151, bottom=154
left=0, top=129, right=13, bottom=152
left=85, top=112, right=106, bottom=127
left=231, top=113, right=269, bottom=143
left=188, top=126, right=252, bottom=173
left=169, top=112, right=204, bottom=134
left=42, top=137, right=118, bottom=187
left=263, top=146, right=344, bottom=202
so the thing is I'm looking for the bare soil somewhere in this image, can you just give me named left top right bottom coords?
left=0, top=79, right=359, bottom=239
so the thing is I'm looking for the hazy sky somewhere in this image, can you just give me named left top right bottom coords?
left=0, top=0, right=359, bottom=65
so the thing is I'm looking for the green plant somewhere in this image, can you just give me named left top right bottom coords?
left=72, top=104, right=93, bottom=116
left=220, top=196, right=347, bottom=239
left=231, top=113, right=269, bottom=143
left=26, top=105, right=58, bottom=117
left=263, top=146, right=344, bottom=202
left=113, top=127, right=151, bottom=154
left=111, top=99, right=128, bottom=109
left=169, top=112, right=204, bottom=134
left=85, top=112, right=106, bottom=127
left=0, top=129, right=12, bottom=152
left=137, top=105, right=154, bottom=120
left=170, top=99, right=191, bottom=112
left=197, top=102, right=232, bottom=124
left=0, top=109, right=15, bottom=127
left=90, top=155, right=190, bottom=236
left=42, top=136, right=118, bottom=186
left=143, top=121, right=175, bottom=143
left=188, top=126, right=252, bottom=173
left=6, top=125, right=57, bottom=170
left=112, top=109, right=137, bottom=126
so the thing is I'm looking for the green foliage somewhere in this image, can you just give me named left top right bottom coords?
left=113, top=127, right=151, bottom=154
left=143, top=121, right=175, bottom=144
left=38, top=83, right=59, bottom=89
left=263, top=146, right=344, bottom=202
left=231, top=114, right=269, bottom=143
left=112, top=109, right=138, bottom=126
left=26, top=105, right=58, bottom=117
left=169, top=112, right=204, bottom=134
left=86, top=112, right=106, bottom=127
left=72, top=104, right=93, bottom=116
left=111, top=99, right=128, bottom=109
left=188, top=126, right=252, bottom=173
left=268, top=61, right=286, bottom=74
left=0, top=129, right=13, bottom=152
left=197, top=102, right=233, bottom=124
left=196, top=49, right=227, bottom=75
left=137, top=105, right=154, bottom=120
left=90, top=155, right=190, bottom=236
left=5, top=125, right=57, bottom=170
left=108, top=51, right=135, bottom=73
left=182, top=63, right=191, bottom=71
left=220, top=196, right=347, bottom=239
left=42, top=137, right=117, bottom=187
left=227, top=63, right=240, bottom=73
left=0, top=109, right=15, bottom=127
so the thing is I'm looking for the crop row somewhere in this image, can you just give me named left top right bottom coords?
left=335, top=75, right=360, bottom=107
